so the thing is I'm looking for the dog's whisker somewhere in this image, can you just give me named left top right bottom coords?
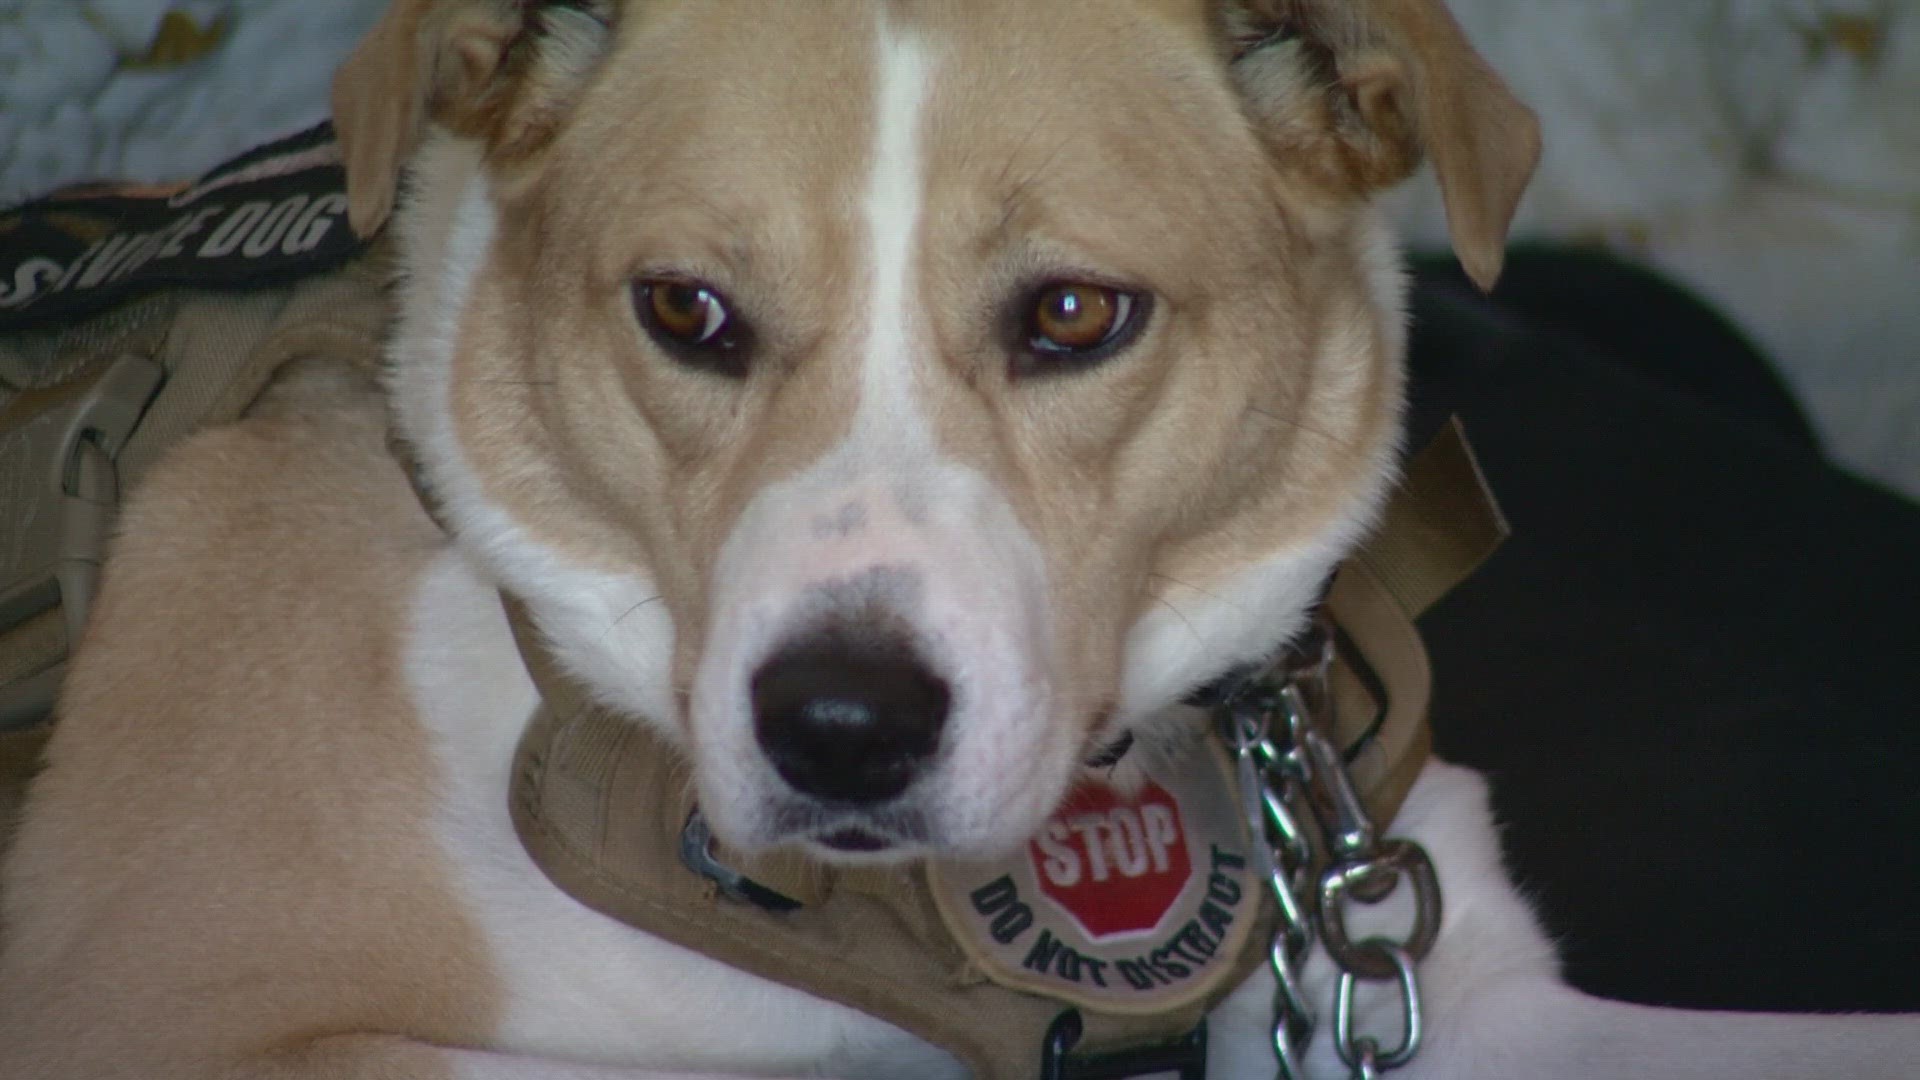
left=1000, top=138, right=1073, bottom=229
left=1148, top=593, right=1204, bottom=647
left=1242, top=403, right=1365, bottom=457
left=1147, top=570, right=1239, bottom=613
left=607, top=595, right=664, bottom=635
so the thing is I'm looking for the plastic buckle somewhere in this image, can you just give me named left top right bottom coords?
left=0, top=354, right=164, bottom=729
left=1041, top=1010, right=1208, bottom=1080
left=676, top=808, right=804, bottom=913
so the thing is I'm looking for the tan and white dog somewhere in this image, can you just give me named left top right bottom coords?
left=2, top=1, right=1917, bottom=1078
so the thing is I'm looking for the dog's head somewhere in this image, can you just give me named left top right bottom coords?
left=335, top=0, right=1537, bottom=862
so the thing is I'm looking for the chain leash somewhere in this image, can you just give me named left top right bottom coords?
left=1214, top=615, right=1441, bottom=1080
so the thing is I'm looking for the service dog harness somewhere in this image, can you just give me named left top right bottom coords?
left=1, top=126, right=1509, bottom=1080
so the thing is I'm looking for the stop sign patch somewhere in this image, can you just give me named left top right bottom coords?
left=1031, top=777, right=1191, bottom=940
left=928, top=734, right=1262, bottom=1015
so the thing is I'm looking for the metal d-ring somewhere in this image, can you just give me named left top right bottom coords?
left=1317, top=839, right=1442, bottom=981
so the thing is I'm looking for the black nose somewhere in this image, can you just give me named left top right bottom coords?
left=751, top=639, right=950, bottom=805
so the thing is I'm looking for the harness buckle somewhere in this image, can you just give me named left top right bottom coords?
left=1041, top=1009, right=1208, bottom=1080
left=676, top=808, right=804, bottom=913
left=0, top=353, right=164, bottom=729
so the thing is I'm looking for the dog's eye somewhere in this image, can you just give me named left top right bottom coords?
left=647, top=282, right=728, bottom=343
left=631, top=278, right=749, bottom=376
left=1033, top=285, right=1129, bottom=351
left=1017, top=283, right=1148, bottom=376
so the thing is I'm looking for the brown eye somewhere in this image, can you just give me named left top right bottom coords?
left=641, top=281, right=728, bottom=344
left=631, top=278, right=750, bottom=377
left=1017, top=282, right=1147, bottom=375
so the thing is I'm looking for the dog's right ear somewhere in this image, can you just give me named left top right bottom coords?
left=332, top=0, right=615, bottom=237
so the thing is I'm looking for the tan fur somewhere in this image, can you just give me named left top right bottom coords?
left=0, top=364, right=497, bottom=1078
left=332, top=0, right=617, bottom=235
left=363, top=0, right=1532, bottom=745
left=1223, top=0, right=1542, bottom=289
left=0, top=0, right=1536, bottom=1075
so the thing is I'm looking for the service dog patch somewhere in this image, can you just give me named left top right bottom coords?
left=928, top=736, right=1260, bottom=1015
left=0, top=122, right=361, bottom=330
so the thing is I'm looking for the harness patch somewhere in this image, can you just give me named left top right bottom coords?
left=0, top=123, right=364, bottom=330
left=929, top=736, right=1259, bottom=1015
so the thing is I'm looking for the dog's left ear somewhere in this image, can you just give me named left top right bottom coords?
left=1221, top=0, right=1541, bottom=290
left=331, top=0, right=615, bottom=237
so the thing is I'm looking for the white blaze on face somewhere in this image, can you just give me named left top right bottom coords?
left=690, top=23, right=1071, bottom=858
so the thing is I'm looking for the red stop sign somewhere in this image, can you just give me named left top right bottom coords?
left=1028, top=777, right=1192, bottom=940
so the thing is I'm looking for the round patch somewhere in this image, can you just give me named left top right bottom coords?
left=927, top=735, right=1261, bottom=1015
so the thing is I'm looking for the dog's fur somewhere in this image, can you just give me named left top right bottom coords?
left=1, top=1, right=1916, bottom=1077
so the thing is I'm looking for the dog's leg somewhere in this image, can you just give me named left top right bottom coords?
left=1209, top=760, right=1920, bottom=1079
left=248, top=1035, right=810, bottom=1080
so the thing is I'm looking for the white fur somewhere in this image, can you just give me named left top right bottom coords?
left=691, top=27, right=1070, bottom=861
left=405, top=548, right=959, bottom=1080
left=387, top=137, right=682, bottom=736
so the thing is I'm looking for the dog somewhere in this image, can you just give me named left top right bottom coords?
left=2, top=0, right=1917, bottom=1077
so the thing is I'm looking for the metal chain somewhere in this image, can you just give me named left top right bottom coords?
left=1217, top=616, right=1442, bottom=1080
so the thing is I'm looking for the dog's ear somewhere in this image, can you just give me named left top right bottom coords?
left=331, top=0, right=615, bottom=237
left=1221, top=0, right=1540, bottom=290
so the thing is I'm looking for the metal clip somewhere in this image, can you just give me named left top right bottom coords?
left=676, top=808, right=803, bottom=913
left=1292, top=696, right=1379, bottom=863
left=1317, top=840, right=1442, bottom=981
left=0, top=354, right=164, bottom=729
left=1205, top=603, right=1442, bottom=1079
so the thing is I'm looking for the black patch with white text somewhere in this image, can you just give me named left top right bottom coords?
left=0, top=122, right=362, bottom=330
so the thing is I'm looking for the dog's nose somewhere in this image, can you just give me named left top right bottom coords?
left=751, top=639, right=950, bottom=805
